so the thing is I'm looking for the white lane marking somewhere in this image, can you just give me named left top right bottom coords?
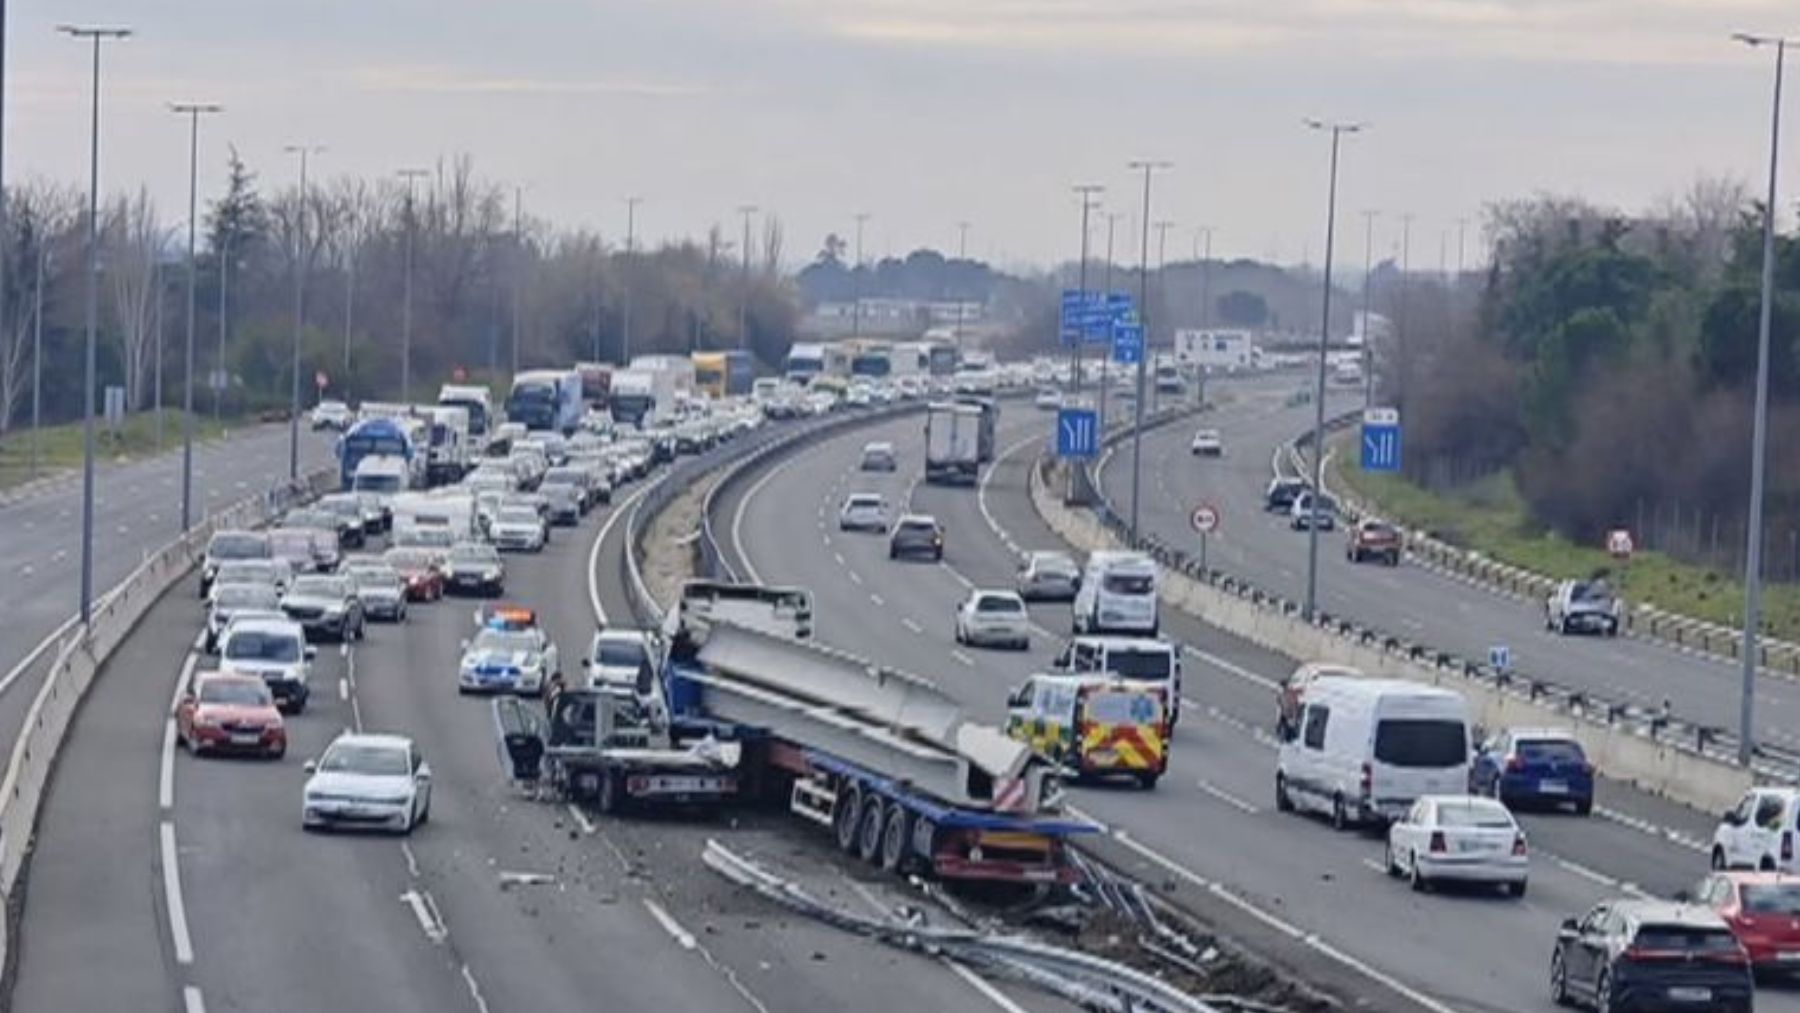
left=159, top=721, right=177, bottom=810
left=870, top=594, right=885, bottom=607
left=400, top=888, right=448, bottom=944
left=1196, top=779, right=1260, bottom=815
left=1554, top=857, right=1618, bottom=889
left=1360, top=858, right=1388, bottom=876
left=567, top=803, right=597, bottom=835
left=401, top=841, right=421, bottom=878
left=191, top=630, right=206, bottom=651
left=842, top=871, right=1029, bottom=1013
left=642, top=897, right=697, bottom=949
left=589, top=484, right=656, bottom=625
left=1181, top=644, right=1280, bottom=691
left=902, top=618, right=924, bottom=634
left=1107, top=830, right=1460, bottom=1013
left=733, top=451, right=805, bottom=585
left=977, top=434, right=1039, bottom=559
left=160, top=821, right=195, bottom=964
left=847, top=570, right=864, bottom=585
left=172, top=653, right=198, bottom=713
left=183, top=986, right=206, bottom=1013
left=951, top=650, right=975, bottom=667
left=939, top=563, right=974, bottom=589
left=833, top=552, right=845, bottom=566
left=460, top=964, right=494, bottom=1013
left=338, top=678, right=349, bottom=701
left=1592, top=805, right=1710, bottom=855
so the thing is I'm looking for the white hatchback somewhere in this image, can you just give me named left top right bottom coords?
left=837, top=493, right=890, bottom=533
left=1386, top=794, right=1529, bottom=897
left=954, top=590, right=1030, bottom=650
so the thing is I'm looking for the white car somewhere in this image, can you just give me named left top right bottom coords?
left=302, top=733, right=432, bottom=834
left=310, top=399, right=352, bottom=431
left=1034, top=387, right=1063, bottom=410
left=838, top=493, right=890, bottom=533
left=954, top=590, right=1031, bottom=650
left=218, top=615, right=315, bottom=714
left=489, top=505, right=547, bottom=552
left=1190, top=428, right=1224, bottom=456
left=1712, top=787, right=1800, bottom=872
left=1545, top=579, right=1622, bottom=637
left=585, top=628, right=658, bottom=689
left=1385, top=794, right=1529, bottom=897
left=458, top=625, right=556, bottom=696
left=1289, top=491, right=1337, bottom=531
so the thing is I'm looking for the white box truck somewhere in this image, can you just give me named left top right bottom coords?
left=924, top=402, right=982, bottom=485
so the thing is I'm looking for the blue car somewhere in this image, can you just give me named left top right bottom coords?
left=1470, top=728, right=1593, bottom=814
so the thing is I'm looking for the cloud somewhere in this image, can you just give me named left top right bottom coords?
left=345, top=66, right=709, bottom=98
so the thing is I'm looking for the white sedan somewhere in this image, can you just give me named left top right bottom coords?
left=953, top=590, right=1031, bottom=650
left=1385, top=794, right=1528, bottom=897
left=1190, top=428, right=1224, bottom=456
left=489, top=505, right=547, bottom=552
left=301, top=733, right=432, bottom=834
left=838, top=493, right=890, bottom=533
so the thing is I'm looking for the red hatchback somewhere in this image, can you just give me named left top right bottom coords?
left=177, top=673, right=288, bottom=759
left=384, top=547, right=445, bottom=602
left=1694, top=870, right=1800, bottom=972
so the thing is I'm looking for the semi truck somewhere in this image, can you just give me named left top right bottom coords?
left=425, top=405, right=472, bottom=485
left=924, top=402, right=983, bottom=485
left=337, top=417, right=414, bottom=490
left=438, top=383, right=494, bottom=440
left=692, top=350, right=754, bottom=399
left=955, top=395, right=998, bottom=464
left=507, top=369, right=584, bottom=434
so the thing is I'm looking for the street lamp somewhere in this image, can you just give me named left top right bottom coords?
left=1126, top=159, right=1170, bottom=544
left=737, top=204, right=758, bottom=351
left=1071, top=184, right=1104, bottom=400
left=621, top=196, right=641, bottom=364
left=1301, top=119, right=1365, bottom=620
left=171, top=102, right=221, bottom=533
left=397, top=167, right=429, bottom=402
left=60, top=23, right=130, bottom=626
left=852, top=213, right=870, bottom=338
left=1731, top=30, right=1794, bottom=765
left=1360, top=209, right=1378, bottom=408
left=283, top=143, right=324, bottom=481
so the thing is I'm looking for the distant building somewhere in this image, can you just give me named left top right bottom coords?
left=804, top=298, right=986, bottom=338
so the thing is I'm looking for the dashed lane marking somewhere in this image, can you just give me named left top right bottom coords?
left=642, top=897, right=697, bottom=949
left=951, top=649, right=975, bottom=667
left=160, top=821, right=195, bottom=964
left=902, top=618, right=924, bottom=634
left=400, top=888, right=448, bottom=944
left=1196, top=779, right=1261, bottom=815
left=183, top=986, right=206, bottom=1013
left=567, top=804, right=597, bottom=835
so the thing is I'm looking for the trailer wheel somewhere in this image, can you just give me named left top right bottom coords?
left=857, top=796, right=887, bottom=865
left=879, top=805, right=914, bottom=874
left=834, top=783, right=863, bottom=853
left=911, top=817, right=939, bottom=865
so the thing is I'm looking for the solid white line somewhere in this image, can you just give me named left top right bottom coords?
left=978, top=434, right=1039, bottom=559
left=1181, top=644, right=1280, bottom=691
left=901, top=618, right=924, bottom=634
left=182, top=986, right=206, bottom=1013
left=170, top=653, right=199, bottom=715
left=567, top=803, right=597, bottom=835
left=951, top=649, right=975, bottom=667
left=1360, top=858, right=1388, bottom=875
left=191, top=630, right=206, bottom=651
left=159, top=720, right=177, bottom=810
left=338, top=678, right=349, bottom=701
left=589, top=484, right=656, bottom=625
left=1195, top=779, right=1260, bottom=815
left=733, top=451, right=803, bottom=586
left=460, top=964, right=494, bottom=1013
left=350, top=695, right=364, bottom=733
left=160, top=821, right=195, bottom=965
left=642, top=897, right=697, bottom=949
left=944, top=958, right=1032, bottom=1013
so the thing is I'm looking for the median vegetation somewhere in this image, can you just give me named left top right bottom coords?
left=0, top=409, right=228, bottom=491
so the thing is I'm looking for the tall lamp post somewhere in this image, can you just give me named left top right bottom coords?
left=1071, top=184, right=1104, bottom=398
left=737, top=203, right=758, bottom=351
left=621, top=196, right=641, bottom=364
left=397, top=167, right=429, bottom=402
left=1126, top=159, right=1170, bottom=543
left=59, top=23, right=130, bottom=626
left=1302, top=119, right=1364, bottom=620
left=852, top=213, right=869, bottom=338
left=171, top=101, right=221, bottom=532
left=283, top=143, right=323, bottom=481
left=1731, top=30, right=1793, bottom=765
left=1360, top=209, right=1378, bottom=408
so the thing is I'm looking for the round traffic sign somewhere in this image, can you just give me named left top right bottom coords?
left=1191, top=503, right=1220, bottom=534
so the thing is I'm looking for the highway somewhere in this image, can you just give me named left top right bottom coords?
left=11, top=418, right=1081, bottom=1013
left=1095, top=376, right=1800, bottom=758
left=711, top=390, right=1800, bottom=1013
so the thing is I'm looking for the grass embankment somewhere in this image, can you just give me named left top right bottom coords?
left=1330, top=435, right=1800, bottom=640
left=0, top=410, right=230, bottom=492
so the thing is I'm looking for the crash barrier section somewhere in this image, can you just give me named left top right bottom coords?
left=1289, top=418, right=1800, bottom=678
left=0, top=466, right=335, bottom=988
left=1031, top=452, right=1759, bottom=813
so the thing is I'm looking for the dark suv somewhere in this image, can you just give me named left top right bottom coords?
left=1550, top=899, right=1752, bottom=1012
left=1265, top=478, right=1308, bottom=512
left=888, top=515, right=945, bottom=561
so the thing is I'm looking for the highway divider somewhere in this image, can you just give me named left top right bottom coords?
left=0, top=466, right=334, bottom=994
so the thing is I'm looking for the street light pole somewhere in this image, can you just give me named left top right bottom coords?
left=954, top=220, right=971, bottom=345
left=621, top=196, right=640, bottom=364
left=1360, top=209, right=1378, bottom=408
left=737, top=204, right=758, bottom=352
left=1071, top=184, right=1103, bottom=399
left=60, top=23, right=129, bottom=627
left=1302, top=119, right=1364, bottom=620
left=1126, top=159, right=1170, bottom=544
left=1733, top=31, right=1793, bottom=765
left=852, top=213, right=869, bottom=338
left=283, top=143, right=322, bottom=481
left=397, top=167, right=429, bottom=403
left=172, top=102, right=221, bottom=533
left=511, top=186, right=524, bottom=375
left=1101, top=213, right=1121, bottom=427
left=1151, top=219, right=1174, bottom=413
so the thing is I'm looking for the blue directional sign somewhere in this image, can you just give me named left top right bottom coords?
left=1361, top=407, right=1402, bottom=472
left=1112, top=319, right=1144, bottom=365
left=1060, top=289, right=1086, bottom=345
left=1056, top=407, right=1101, bottom=459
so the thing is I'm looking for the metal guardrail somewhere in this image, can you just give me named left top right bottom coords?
left=0, top=465, right=334, bottom=991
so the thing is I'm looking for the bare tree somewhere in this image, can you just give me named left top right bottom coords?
left=762, top=215, right=784, bottom=277
left=0, top=182, right=78, bottom=431
left=104, top=188, right=165, bottom=410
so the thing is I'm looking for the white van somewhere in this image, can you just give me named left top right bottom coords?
left=1071, top=551, right=1160, bottom=636
left=352, top=455, right=410, bottom=498
left=1275, top=677, right=1470, bottom=829
left=1054, top=636, right=1183, bottom=725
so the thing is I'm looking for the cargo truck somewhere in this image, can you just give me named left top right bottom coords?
left=925, top=402, right=983, bottom=485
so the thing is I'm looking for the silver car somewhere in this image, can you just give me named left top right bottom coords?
left=345, top=564, right=408, bottom=622
left=1016, top=550, right=1081, bottom=601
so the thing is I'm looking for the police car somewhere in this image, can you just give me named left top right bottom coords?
left=457, top=606, right=558, bottom=696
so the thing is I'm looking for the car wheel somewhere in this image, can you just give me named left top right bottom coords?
left=1408, top=853, right=1429, bottom=892
left=1505, top=879, right=1527, bottom=899
left=1331, top=795, right=1349, bottom=831
left=418, top=795, right=431, bottom=826
left=1595, top=969, right=1615, bottom=1013
left=269, top=742, right=286, bottom=760
left=1712, top=847, right=1728, bottom=871
left=1384, top=839, right=1400, bottom=877
left=1573, top=797, right=1592, bottom=817
left=1549, top=950, right=1571, bottom=1007
left=1275, top=773, right=1293, bottom=813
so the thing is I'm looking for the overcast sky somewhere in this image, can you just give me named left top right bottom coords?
left=6, top=0, right=1798, bottom=272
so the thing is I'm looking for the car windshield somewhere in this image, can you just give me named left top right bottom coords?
left=210, top=533, right=268, bottom=559
left=475, top=630, right=537, bottom=653
left=320, top=743, right=410, bottom=776
left=848, top=496, right=882, bottom=509
left=350, top=568, right=400, bottom=587
left=1632, top=926, right=1741, bottom=953
left=1434, top=800, right=1514, bottom=829
left=1572, top=581, right=1612, bottom=602
left=198, top=680, right=273, bottom=706
left=215, top=585, right=279, bottom=608
left=1106, top=649, right=1173, bottom=681
left=291, top=577, right=348, bottom=598
left=596, top=639, right=647, bottom=667
left=1516, top=739, right=1585, bottom=764
left=1032, top=555, right=1077, bottom=577
left=1362, top=522, right=1397, bottom=537
left=499, top=508, right=538, bottom=524
left=1102, top=573, right=1154, bottom=595
left=224, top=631, right=301, bottom=662
left=976, top=596, right=1023, bottom=613
left=386, top=549, right=432, bottom=570
left=1374, top=719, right=1468, bottom=768
left=1741, top=883, right=1800, bottom=914
left=451, top=546, right=499, bottom=564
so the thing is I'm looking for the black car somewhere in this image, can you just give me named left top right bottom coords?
left=1265, top=478, right=1308, bottom=512
left=1550, top=899, right=1752, bottom=1012
left=889, top=515, right=945, bottom=561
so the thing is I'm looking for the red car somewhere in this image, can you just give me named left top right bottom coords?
left=1694, top=870, right=1800, bottom=972
left=384, top=547, right=445, bottom=602
left=1346, top=518, right=1403, bottom=566
left=177, top=673, right=288, bottom=758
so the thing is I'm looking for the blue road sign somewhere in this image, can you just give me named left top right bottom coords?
left=1056, top=407, right=1101, bottom=459
left=1112, top=320, right=1143, bottom=365
left=1361, top=407, right=1401, bottom=472
left=1488, top=644, right=1511, bottom=672
left=1060, top=289, right=1085, bottom=345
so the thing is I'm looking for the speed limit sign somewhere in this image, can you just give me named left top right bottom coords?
left=1191, top=503, right=1221, bottom=534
